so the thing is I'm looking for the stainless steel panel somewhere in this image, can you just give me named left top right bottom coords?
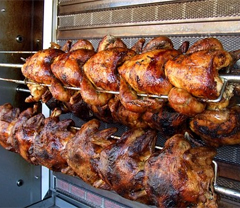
left=0, top=0, right=44, bottom=206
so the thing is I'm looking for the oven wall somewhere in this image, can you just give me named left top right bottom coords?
left=0, top=0, right=44, bottom=207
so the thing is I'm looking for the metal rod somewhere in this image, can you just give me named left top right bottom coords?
left=0, top=51, right=37, bottom=54
left=201, top=78, right=228, bottom=103
left=220, top=74, right=240, bottom=82
left=213, top=161, right=240, bottom=198
left=1, top=73, right=240, bottom=102
left=0, top=63, right=23, bottom=68
left=16, top=87, right=30, bottom=93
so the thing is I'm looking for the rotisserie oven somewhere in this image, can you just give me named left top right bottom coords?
left=0, top=0, right=240, bottom=207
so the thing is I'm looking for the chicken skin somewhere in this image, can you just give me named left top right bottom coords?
left=22, top=49, right=64, bottom=84
left=165, top=38, right=233, bottom=99
left=0, top=103, right=20, bottom=151
left=64, top=119, right=117, bottom=189
left=190, top=106, right=240, bottom=147
left=118, top=43, right=180, bottom=113
left=83, top=47, right=136, bottom=92
left=95, top=128, right=157, bottom=204
left=30, top=109, right=76, bottom=172
left=51, top=49, right=95, bottom=87
left=143, top=134, right=217, bottom=208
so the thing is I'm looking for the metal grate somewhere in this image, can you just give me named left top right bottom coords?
left=58, top=0, right=240, bottom=29
left=217, top=177, right=240, bottom=203
left=57, top=35, right=240, bottom=52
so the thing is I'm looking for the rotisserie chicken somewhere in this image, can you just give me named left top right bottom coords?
left=30, top=109, right=76, bottom=172
left=21, top=48, right=64, bottom=103
left=190, top=106, right=240, bottom=147
left=13, top=106, right=44, bottom=163
left=0, top=103, right=20, bottom=151
left=64, top=119, right=117, bottom=189
left=118, top=36, right=181, bottom=113
left=83, top=47, right=135, bottom=92
left=22, top=49, right=64, bottom=84
left=143, top=134, right=218, bottom=208
left=165, top=38, right=233, bottom=100
left=51, top=49, right=95, bottom=88
left=95, top=128, right=157, bottom=204
left=0, top=102, right=220, bottom=207
left=168, top=87, right=207, bottom=116
left=108, top=95, right=149, bottom=129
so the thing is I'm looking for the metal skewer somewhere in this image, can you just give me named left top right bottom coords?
left=72, top=126, right=240, bottom=198
left=0, top=76, right=232, bottom=102
left=0, top=63, right=23, bottom=68
left=0, top=51, right=37, bottom=54
left=213, top=161, right=240, bottom=199
left=1, top=62, right=240, bottom=102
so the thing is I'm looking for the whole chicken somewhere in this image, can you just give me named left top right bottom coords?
left=190, top=106, right=240, bottom=147
left=51, top=49, right=95, bottom=88
left=21, top=48, right=64, bottom=103
left=118, top=36, right=180, bottom=113
left=64, top=119, right=117, bottom=189
left=95, top=128, right=157, bottom=204
left=22, top=49, right=64, bottom=84
left=143, top=134, right=218, bottom=208
left=165, top=38, right=233, bottom=100
left=83, top=47, right=136, bottom=92
left=30, top=109, right=76, bottom=172
left=0, top=103, right=20, bottom=151
left=14, top=112, right=45, bottom=163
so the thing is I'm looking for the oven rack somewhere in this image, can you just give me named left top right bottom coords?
left=1, top=58, right=240, bottom=202
left=1, top=62, right=240, bottom=103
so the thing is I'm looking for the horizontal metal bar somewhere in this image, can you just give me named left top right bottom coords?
left=214, top=185, right=240, bottom=199
left=16, top=87, right=30, bottom=93
left=0, top=51, right=36, bottom=54
left=213, top=161, right=240, bottom=199
left=1, top=74, right=240, bottom=102
left=57, top=21, right=240, bottom=39
left=220, top=74, right=240, bottom=82
left=0, top=63, right=23, bottom=68
left=59, top=0, right=186, bottom=15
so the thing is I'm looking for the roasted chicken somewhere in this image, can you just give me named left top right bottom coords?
left=118, top=36, right=180, bottom=113
left=29, top=109, right=76, bottom=172
left=190, top=106, right=240, bottom=147
left=64, top=119, right=117, bottom=189
left=51, top=49, right=95, bottom=88
left=142, top=105, right=188, bottom=138
left=165, top=38, right=233, bottom=100
left=83, top=47, right=135, bottom=92
left=0, top=102, right=221, bottom=207
left=168, top=87, right=206, bottom=116
left=12, top=106, right=44, bottom=163
left=95, top=128, right=157, bottom=204
left=97, top=34, right=127, bottom=52
left=108, top=95, right=149, bottom=129
left=21, top=48, right=64, bottom=103
left=143, top=134, right=218, bottom=208
left=0, top=103, right=20, bottom=151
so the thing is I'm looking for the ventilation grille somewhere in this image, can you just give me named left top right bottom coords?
left=58, top=0, right=240, bottom=29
